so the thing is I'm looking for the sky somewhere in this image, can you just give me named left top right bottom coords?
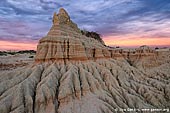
left=0, top=0, right=170, bottom=50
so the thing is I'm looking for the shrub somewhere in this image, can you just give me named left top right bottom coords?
left=29, top=56, right=34, bottom=58
left=155, top=47, right=159, bottom=50
left=7, top=52, right=16, bottom=55
left=81, top=30, right=105, bottom=45
left=0, top=51, right=7, bottom=56
left=17, top=50, right=36, bottom=54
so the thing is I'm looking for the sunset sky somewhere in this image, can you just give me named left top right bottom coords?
left=0, top=0, right=170, bottom=50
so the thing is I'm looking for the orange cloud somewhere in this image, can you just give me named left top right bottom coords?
left=0, top=41, right=37, bottom=50
left=0, top=36, right=169, bottom=51
left=103, top=36, right=170, bottom=47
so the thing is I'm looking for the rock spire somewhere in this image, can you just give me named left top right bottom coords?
left=35, top=8, right=111, bottom=62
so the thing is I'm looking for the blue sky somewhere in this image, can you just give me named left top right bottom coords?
left=0, top=0, right=170, bottom=49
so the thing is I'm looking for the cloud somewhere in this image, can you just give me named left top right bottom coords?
left=108, top=13, right=170, bottom=39
left=0, top=18, right=50, bottom=42
left=0, top=0, right=170, bottom=48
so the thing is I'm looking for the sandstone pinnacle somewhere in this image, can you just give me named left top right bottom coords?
left=35, top=8, right=111, bottom=62
left=53, top=8, right=71, bottom=25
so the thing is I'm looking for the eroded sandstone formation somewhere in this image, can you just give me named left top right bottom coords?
left=35, top=8, right=111, bottom=62
left=0, top=8, right=170, bottom=113
left=35, top=9, right=165, bottom=70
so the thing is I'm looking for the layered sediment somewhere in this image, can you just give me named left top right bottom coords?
left=35, top=8, right=110, bottom=62
left=35, top=8, right=163, bottom=69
